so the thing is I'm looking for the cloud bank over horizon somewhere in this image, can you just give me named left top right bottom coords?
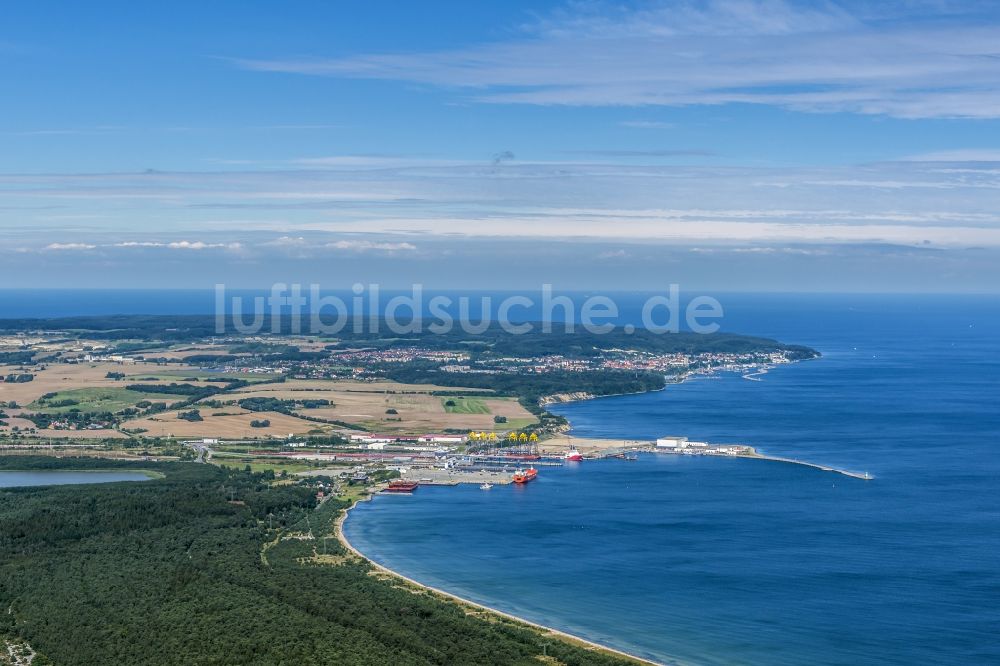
left=3, top=155, right=1000, bottom=291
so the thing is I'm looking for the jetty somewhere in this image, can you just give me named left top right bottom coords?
left=650, top=436, right=872, bottom=480
left=743, top=450, right=873, bottom=480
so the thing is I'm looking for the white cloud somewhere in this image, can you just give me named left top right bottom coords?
left=325, top=240, right=417, bottom=252
left=4, top=157, right=1000, bottom=254
left=235, top=1, right=1000, bottom=119
left=109, top=240, right=242, bottom=250
left=690, top=246, right=832, bottom=256
left=901, top=149, right=1000, bottom=162
left=302, top=216, right=1000, bottom=247
left=166, top=240, right=242, bottom=250
left=43, top=242, right=97, bottom=251
left=262, top=236, right=308, bottom=246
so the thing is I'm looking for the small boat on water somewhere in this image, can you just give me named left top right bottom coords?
left=480, top=482, right=493, bottom=490
left=512, top=467, right=538, bottom=484
left=564, top=448, right=583, bottom=462
left=624, top=454, right=639, bottom=461
left=384, top=480, right=419, bottom=493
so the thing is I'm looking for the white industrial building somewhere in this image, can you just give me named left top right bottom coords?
left=349, top=433, right=399, bottom=445
left=656, top=436, right=710, bottom=450
left=417, top=434, right=466, bottom=444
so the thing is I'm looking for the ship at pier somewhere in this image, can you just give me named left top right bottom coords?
left=384, top=480, right=419, bottom=493
left=512, top=468, right=538, bottom=484
left=503, top=452, right=541, bottom=461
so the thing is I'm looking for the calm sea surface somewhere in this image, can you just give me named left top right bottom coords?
left=344, top=295, right=1000, bottom=665
left=0, top=471, right=152, bottom=488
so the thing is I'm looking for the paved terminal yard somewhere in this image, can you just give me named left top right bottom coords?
left=402, top=467, right=514, bottom=485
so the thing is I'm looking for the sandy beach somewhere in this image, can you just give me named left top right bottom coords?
left=336, top=500, right=660, bottom=666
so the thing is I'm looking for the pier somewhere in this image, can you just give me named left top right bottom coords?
left=649, top=445, right=871, bottom=480
left=742, top=450, right=873, bottom=480
left=648, top=435, right=872, bottom=480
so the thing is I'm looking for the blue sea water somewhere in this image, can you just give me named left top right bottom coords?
left=344, top=295, right=1000, bottom=665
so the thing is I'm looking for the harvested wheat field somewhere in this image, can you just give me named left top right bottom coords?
left=144, top=348, right=234, bottom=361
left=0, top=361, right=235, bottom=406
left=31, top=427, right=129, bottom=440
left=206, top=379, right=534, bottom=433
left=302, top=393, right=535, bottom=433
left=0, top=363, right=133, bottom=406
left=229, top=379, right=493, bottom=395
left=121, top=410, right=326, bottom=439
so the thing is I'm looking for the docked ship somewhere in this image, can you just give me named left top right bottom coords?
left=564, top=448, right=583, bottom=462
left=384, top=480, right=419, bottom=493
left=512, top=468, right=538, bottom=484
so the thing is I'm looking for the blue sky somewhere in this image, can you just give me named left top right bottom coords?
left=3, top=1, right=1000, bottom=291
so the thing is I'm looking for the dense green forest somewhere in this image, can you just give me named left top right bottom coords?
left=0, top=457, right=633, bottom=666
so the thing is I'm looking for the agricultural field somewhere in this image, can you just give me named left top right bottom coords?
left=124, top=370, right=277, bottom=383
left=308, top=393, right=534, bottom=433
left=120, top=409, right=325, bottom=439
left=228, top=379, right=493, bottom=395
left=138, top=347, right=233, bottom=361
left=0, top=420, right=128, bottom=439
left=207, top=455, right=317, bottom=475
left=209, top=378, right=535, bottom=433
left=442, top=396, right=490, bottom=413
left=0, top=363, right=123, bottom=406
left=0, top=361, right=251, bottom=407
left=2, top=365, right=535, bottom=439
left=26, top=387, right=181, bottom=414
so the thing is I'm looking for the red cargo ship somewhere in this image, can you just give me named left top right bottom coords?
left=384, top=480, right=419, bottom=493
left=512, top=468, right=538, bottom=484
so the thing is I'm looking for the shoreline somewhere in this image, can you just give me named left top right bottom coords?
left=331, top=354, right=846, bottom=666
left=335, top=499, right=662, bottom=666
left=542, top=354, right=872, bottom=480
left=538, top=358, right=810, bottom=410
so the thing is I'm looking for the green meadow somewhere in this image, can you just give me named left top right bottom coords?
left=442, top=397, right=491, bottom=414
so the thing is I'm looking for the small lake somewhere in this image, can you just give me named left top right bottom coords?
left=0, top=470, right=153, bottom=488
